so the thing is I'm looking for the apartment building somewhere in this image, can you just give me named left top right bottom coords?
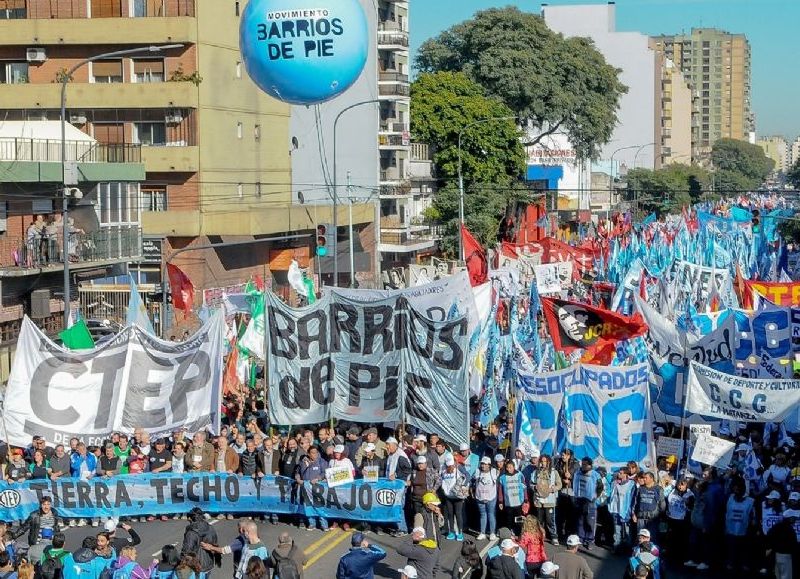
left=651, top=28, right=753, bottom=158
left=0, top=0, right=363, bottom=339
left=757, top=135, right=790, bottom=175
left=652, top=46, right=694, bottom=167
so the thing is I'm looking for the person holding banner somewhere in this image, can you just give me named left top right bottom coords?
left=296, top=447, right=329, bottom=532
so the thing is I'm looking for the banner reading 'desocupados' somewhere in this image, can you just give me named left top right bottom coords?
left=0, top=474, right=405, bottom=523
left=265, top=290, right=470, bottom=445
left=686, top=361, right=800, bottom=422
left=4, top=313, right=225, bottom=447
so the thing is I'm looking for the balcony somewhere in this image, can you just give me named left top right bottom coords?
left=378, top=20, right=407, bottom=33
left=379, top=134, right=409, bottom=149
left=379, top=182, right=412, bottom=197
left=1, top=81, right=198, bottom=109
left=379, top=120, right=408, bottom=133
left=0, top=138, right=141, bottom=163
left=0, top=1, right=196, bottom=44
left=379, top=72, right=409, bottom=84
left=379, top=84, right=410, bottom=98
left=378, top=225, right=439, bottom=254
left=0, top=226, right=142, bottom=274
left=380, top=167, right=405, bottom=182
left=378, top=33, right=410, bottom=50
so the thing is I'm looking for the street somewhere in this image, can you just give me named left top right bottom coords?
left=61, top=517, right=698, bottom=579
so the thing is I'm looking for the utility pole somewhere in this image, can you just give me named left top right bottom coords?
left=347, top=171, right=356, bottom=288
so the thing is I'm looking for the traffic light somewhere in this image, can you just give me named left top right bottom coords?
left=316, top=223, right=334, bottom=257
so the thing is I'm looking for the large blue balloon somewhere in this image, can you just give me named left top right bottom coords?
left=239, top=0, right=369, bottom=105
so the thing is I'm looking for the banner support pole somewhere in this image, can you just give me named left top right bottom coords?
left=678, top=327, right=691, bottom=463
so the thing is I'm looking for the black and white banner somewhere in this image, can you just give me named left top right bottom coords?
left=266, top=291, right=470, bottom=445
left=5, top=313, right=225, bottom=447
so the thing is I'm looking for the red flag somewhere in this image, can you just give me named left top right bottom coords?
left=222, top=346, right=240, bottom=397
left=541, top=297, right=647, bottom=354
left=167, top=263, right=195, bottom=313
left=461, top=225, right=488, bottom=286
left=639, top=275, right=648, bottom=300
left=735, top=264, right=749, bottom=308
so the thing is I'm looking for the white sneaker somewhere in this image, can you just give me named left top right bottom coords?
left=68, top=520, right=76, bottom=527
left=489, top=533, right=498, bottom=541
left=77, top=519, right=87, bottom=527
left=759, top=569, right=768, bottom=575
left=696, top=563, right=710, bottom=571
left=476, top=533, right=487, bottom=540
left=684, top=561, right=697, bottom=567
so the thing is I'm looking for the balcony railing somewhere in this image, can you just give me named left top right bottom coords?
left=0, top=138, right=141, bottom=163
left=378, top=20, right=407, bottom=32
left=379, top=134, right=408, bottom=147
left=1, top=226, right=142, bottom=270
left=379, top=72, right=409, bottom=84
left=379, top=85, right=410, bottom=97
left=0, top=0, right=195, bottom=19
left=378, top=35, right=410, bottom=48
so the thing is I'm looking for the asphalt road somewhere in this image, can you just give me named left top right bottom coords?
left=61, top=518, right=703, bottom=578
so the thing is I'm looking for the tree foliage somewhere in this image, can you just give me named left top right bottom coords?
left=415, top=6, right=627, bottom=160
left=411, top=71, right=529, bottom=255
left=624, top=164, right=711, bottom=215
left=711, top=138, right=775, bottom=192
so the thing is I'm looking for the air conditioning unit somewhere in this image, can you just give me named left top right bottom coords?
left=26, top=47, right=46, bottom=62
left=69, top=115, right=87, bottom=125
left=165, top=114, right=183, bottom=125
left=30, top=289, right=51, bottom=319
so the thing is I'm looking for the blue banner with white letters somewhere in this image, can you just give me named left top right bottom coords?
left=0, top=474, right=405, bottom=523
left=514, top=363, right=656, bottom=469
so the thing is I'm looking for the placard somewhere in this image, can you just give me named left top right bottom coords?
left=326, top=466, right=355, bottom=488
left=362, top=466, right=379, bottom=483
left=691, top=434, right=735, bottom=467
left=655, top=436, right=684, bottom=458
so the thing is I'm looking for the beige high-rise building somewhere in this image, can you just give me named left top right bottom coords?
left=652, top=28, right=753, bottom=159
left=757, top=136, right=790, bottom=175
left=790, top=137, right=800, bottom=171
left=651, top=41, right=693, bottom=167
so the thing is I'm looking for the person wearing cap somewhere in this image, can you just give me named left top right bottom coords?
left=539, top=560, right=559, bottom=579
left=664, top=477, right=694, bottom=564
left=472, top=456, right=499, bottom=540
left=334, top=532, right=386, bottom=579
left=329, top=444, right=356, bottom=477
left=6, top=448, right=29, bottom=483
left=397, top=564, right=418, bottom=579
left=766, top=507, right=797, bottom=579
left=354, top=428, right=386, bottom=465
left=486, top=527, right=527, bottom=571
left=529, top=454, right=562, bottom=545
left=410, top=455, right=441, bottom=519
left=415, top=493, right=442, bottom=547
left=486, top=538, right=524, bottom=579
left=551, top=535, right=593, bottom=579
left=457, top=442, right=480, bottom=478
left=396, top=527, right=438, bottom=579
left=572, top=456, right=601, bottom=549
left=358, top=443, right=385, bottom=480
left=764, top=453, right=791, bottom=487
left=724, top=478, right=755, bottom=572
left=441, top=454, right=470, bottom=541
left=102, top=519, right=141, bottom=554
left=626, top=532, right=661, bottom=579
left=415, top=439, right=440, bottom=473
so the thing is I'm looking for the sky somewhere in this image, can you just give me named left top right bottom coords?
left=410, top=0, right=799, bottom=140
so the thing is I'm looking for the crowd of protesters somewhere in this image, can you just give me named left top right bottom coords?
left=1, top=387, right=800, bottom=578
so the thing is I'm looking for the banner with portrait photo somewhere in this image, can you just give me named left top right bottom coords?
left=534, top=262, right=573, bottom=296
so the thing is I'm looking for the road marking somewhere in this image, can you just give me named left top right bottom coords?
left=303, top=530, right=353, bottom=569
left=302, top=527, right=342, bottom=555
left=479, top=538, right=498, bottom=559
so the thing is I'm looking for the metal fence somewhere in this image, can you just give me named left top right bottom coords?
left=10, top=226, right=142, bottom=269
left=0, top=138, right=141, bottom=163
left=79, top=285, right=161, bottom=335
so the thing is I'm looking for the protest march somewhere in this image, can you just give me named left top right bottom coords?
left=3, top=195, right=800, bottom=579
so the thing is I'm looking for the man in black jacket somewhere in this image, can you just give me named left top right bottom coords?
left=181, top=507, right=219, bottom=577
left=487, top=539, right=524, bottom=579
left=12, top=496, right=63, bottom=560
left=102, top=519, right=141, bottom=552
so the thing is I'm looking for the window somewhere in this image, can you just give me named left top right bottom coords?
left=97, top=183, right=141, bottom=225
left=133, top=59, right=164, bottom=83
left=254, top=124, right=261, bottom=141
left=256, top=182, right=261, bottom=197
left=235, top=1, right=240, bottom=16
left=0, top=62, right=28, bottom=84
left=237, top=122, right=243, bottom=139
left=134, top=122, right=167, bottom=146
left=237, top=183, right=243, bottom=198
left=0, top=0, right=26, bottom=19
left=141, top=187, right=167, bottom=212
left=236, top=61, right=242, bottom=78
left=92, top=60, right=123, bottom=83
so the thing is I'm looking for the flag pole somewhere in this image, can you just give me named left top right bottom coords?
left=678, top=323, right=691, bottom=463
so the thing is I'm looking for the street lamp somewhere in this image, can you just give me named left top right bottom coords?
left=60, top=43, right=183, bottom=328
left=607, top=145, right=641, bottom=221
left=332, top=99, right=382, bottom=287
left=633, top=142, right=655, bottom=169
left=457, top=116, right=517, bottom=262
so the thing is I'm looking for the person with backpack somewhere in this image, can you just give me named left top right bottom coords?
left=0, top=551, right=17, bottom=579
left=268, top=532, right=306, bottom=579
left=110, top=546, right=157, bottom=579
left=624, top=533, right=661, bottom=579
left=336, top=533, right=386, bottom=579
left=180, top=509, right=218, bottom=579
left=40, top=533, right=69, bottom=576
left=154, top=546, right=180, bottom=579
left=61, top=537, right=99, bottom=579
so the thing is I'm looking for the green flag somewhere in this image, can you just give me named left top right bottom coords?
left=59, top=319, right=95, bottom=350
left=239, top=292, right=266, bottom=359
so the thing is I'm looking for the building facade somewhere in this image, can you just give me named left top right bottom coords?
left=757, top=135, right=791, bottom=175
left=651, top=28, right=753, bottom=158
left=652, top=46, right=694, bottom=167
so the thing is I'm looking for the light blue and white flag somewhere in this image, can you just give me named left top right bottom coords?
left=126, top=277, right=155, bottom=335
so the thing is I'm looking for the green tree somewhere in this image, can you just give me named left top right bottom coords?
left=787, top=159, right=800, bottom=189
left=411, top=71, right=529, bottom=255
left=416, top=6, right=627, bottom=160
left=625, top=164, right=710, bottom=215
left=711, top=138, right=774, bottom=192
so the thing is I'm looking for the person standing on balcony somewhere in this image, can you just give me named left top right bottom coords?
left=67, top=218, right=83, bottom=261
left=26, top=220, right=40, bottom=267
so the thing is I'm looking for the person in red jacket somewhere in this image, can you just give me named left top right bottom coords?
left=517, top=515, right=549, bottom=578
